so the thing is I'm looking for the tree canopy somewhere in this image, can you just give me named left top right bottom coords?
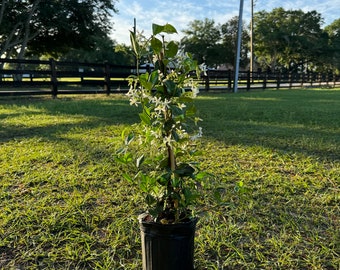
left=221, top=16, right=249, bottom=69
left=180, top=18, right=223, bottom=67
left=180, top=17, right=249, bottom=69
left=0, top=0, right=118, bottom=59
left=180, top=9, right=339, bottom=73
left=324, top=19, right=340, bottom=71
left=254, top=8, right=329, bottom=72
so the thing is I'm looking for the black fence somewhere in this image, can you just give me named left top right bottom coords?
left=0, top=58, right=132, bottom=97
left=203, top=69, right=340, bottom=91
left=1, top=58, right=339, bottom=97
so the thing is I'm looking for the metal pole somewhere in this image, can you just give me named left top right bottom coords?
left=233, top=0, right=244, bottom=93
left=250, top=0, right=254, bottom=76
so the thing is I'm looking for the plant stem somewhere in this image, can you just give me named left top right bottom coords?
left=167, top=143, right=176, bottom=171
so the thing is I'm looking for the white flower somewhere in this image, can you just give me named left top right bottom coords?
left=190, top=127, right=203, bottom=140
left=126, top=89, right=141, bottom=106
left=184, top=78, right=200, bottom=98
left=200, top=63, right=207, bottom=76
left=192, top=86, right=199, bottom=98
left=178, top=103, right=186, bottom=109
left=163, top=135, right=173, bottom=147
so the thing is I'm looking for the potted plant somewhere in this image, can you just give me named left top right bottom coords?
left=116, top=23, right=206, bottom=270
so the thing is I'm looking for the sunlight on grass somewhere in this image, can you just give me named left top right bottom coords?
left=0, top=90, right=339, bottom=269
left=2, top=114, right=89, bottom=127
left=238, top=97, right=282, bottom=101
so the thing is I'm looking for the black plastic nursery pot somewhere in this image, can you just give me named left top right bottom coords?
left=139, top=217, right=198, bottom=270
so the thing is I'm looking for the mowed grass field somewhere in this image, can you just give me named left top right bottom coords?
left=0, top=88, right=339, bottom=269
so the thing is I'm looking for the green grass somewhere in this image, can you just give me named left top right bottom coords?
left=0, top=89, right=339, bottom=269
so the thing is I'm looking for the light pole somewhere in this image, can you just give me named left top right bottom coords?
left=250, top=0, right=254, bottom=76
left=233, top=0, right=245, bottom=93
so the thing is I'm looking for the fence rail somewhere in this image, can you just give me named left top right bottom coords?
left=0, top=58, right=132, bottom=97
left=203, top=69, right=340, bottom=91
left=1, top=58, right=339, bottom=97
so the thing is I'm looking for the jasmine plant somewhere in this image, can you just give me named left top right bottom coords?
left=116, top=23, right=206, bottom=224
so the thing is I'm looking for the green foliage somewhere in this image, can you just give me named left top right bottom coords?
left=221, top=16, right=250, bottom=69
left=254, top=8, right=328, bottom=72
left=181, top=18, right=224, bottom=67
left=325, top=19, right=340, bottom=73
left=117, top=23, right=206, bottom=224
left=60, top=38, right=135, bottom=65
left=180, top=12, right=340, bottom=71
left=0, top=0, right=118, bottom=59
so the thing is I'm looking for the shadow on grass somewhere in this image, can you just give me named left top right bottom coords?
left=0, top=95, right=140, bottom=144
left=196, top=89, right=340, bottom=161
left=1, top=90, right=339, bottom=162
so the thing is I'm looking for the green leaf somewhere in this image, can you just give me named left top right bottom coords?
left=122, top=173, right=133, bottom=183
left=139, top=72, right=153, bottom=90
left=152, top=23, right=177, bottom=35
left=139, top=111, right=151, bottom=125
left=171, top=130, right=180, bottom=142
left=165, top=41, right=178, bottom=58
left=175, top=163, right=195, bottom=177
left=195, top=171, right=208, bottom=180
left=145, top=194, right=156, bottom=206
left=152, top=24, right=164, bottom=35
left=158, top=173, right=170, bottom=185
left=129, top=31, right=140, bottom=57
left=124, top=133, right=134, bottom=145
left=151, top=37, right=162, bottom=53
left=156, top=85, right=165, bottom=95
left=149, top=70, right=159, bottom=86
left=171, top=177, right=181, bottom=188
left=163, top=23, right=178, bottom=34
left=164, top=80, right=177, bottom=95
left=116, top=153, right=133, bottom=164
left=169, top=104, right=184, bottom=116
left=139, top=173, right=156, bottom=193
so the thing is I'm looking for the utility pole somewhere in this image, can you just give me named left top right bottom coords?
left=250, top=0, right=254, bottom=77
left=233, top=0, right=244, bottom=93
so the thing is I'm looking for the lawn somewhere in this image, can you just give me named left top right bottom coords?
left=0, top=89, right=339, bottom=269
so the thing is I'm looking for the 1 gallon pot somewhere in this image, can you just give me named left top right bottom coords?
left=139, top=217, right=198, bottom=270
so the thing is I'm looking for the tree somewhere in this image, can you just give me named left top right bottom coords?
left=0, top=0, right=118, bottom=59
left=60, top=36, right=135, bottom=65
left=221, top=16, right=249, bottom=69
left=180, top=18, right=223, bottom=67
left=0, top=0, right=41, bottom=59
left=324, top=19, right=340, bottom=72
left=254, top=8, right=325, bottom=72
left=180, top=17, right=250, bottom=69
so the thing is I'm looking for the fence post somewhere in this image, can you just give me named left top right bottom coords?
left=317, top=72, right=321, bottom=87
left=49, top=58, right=58, bottom=98
left=276, top=72, right=281, bottom=90
left=104, top=62, right=111, bottom=95
left=228, top=69, right=232, bottom=90
left=246, top=70, right=251, bottom=91
left=204, top=70, right=210, bottom=91
left=326, top=72, right=329, bottom=86
left=262, top=72, right=267, bottom=89
left=289, top=72, right=293, bottom=88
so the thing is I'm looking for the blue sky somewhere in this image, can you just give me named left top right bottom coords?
left=111, top=0, right=340, bottom=44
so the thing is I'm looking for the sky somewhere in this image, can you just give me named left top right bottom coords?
left=110, top=0, right=340, bottom=45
